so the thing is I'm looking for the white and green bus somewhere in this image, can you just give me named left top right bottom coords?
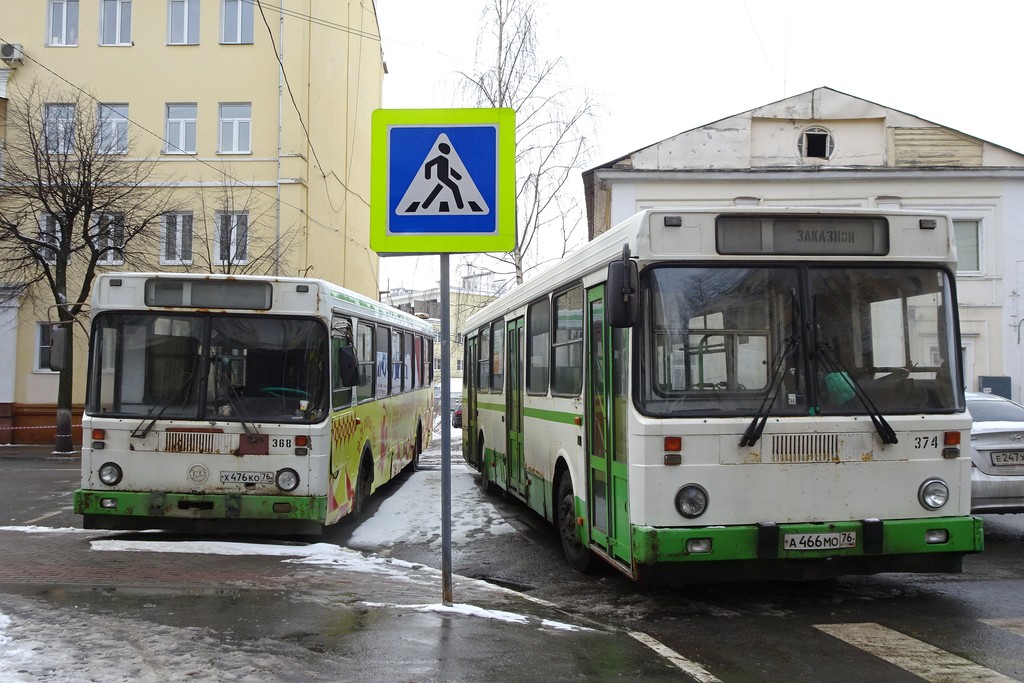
left=73, top=272, right=435, bottom=534
left=462, top=207, right=982, bottom=582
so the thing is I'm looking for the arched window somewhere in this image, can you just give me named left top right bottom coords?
left=798, top=126, right=835, bottom=159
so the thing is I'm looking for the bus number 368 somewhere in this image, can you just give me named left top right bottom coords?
left=271, top=438, right=293, bottom=449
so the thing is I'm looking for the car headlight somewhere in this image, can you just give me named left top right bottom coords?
left=918, top=478, right=949, bottom=510
left=98, top=462, right=123, bottom=486
left=675, top=484, right=709, bottom=518
left=276, top=468, right=300, bottom=492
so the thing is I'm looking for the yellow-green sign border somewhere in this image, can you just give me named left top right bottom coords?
left=370, top=108, right=516, bottom=255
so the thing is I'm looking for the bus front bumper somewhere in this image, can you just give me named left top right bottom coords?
left=632, top=516, right=983, bottom=571
left=75, top=489, right=328, bottom=533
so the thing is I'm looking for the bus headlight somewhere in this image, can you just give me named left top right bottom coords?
left=675, top=484, right=709, bottom=519
left=98, top=462, right=123, bottom=486
left=918, top=478, right=949, bottom=510
left=276, top=468, right=300, bottom=492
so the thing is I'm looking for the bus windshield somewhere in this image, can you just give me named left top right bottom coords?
left=87, top=313, right=329, bottom=424
left=639, top=264, right=961, bottom=418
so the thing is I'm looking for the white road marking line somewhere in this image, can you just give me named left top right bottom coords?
left=815, top=622, right=1019, bottom=683
left=627, top=630, right=723, bottom=683
left=21, top=510, right=64, bottom=525
left=981, top=618, right=1024, bottom=638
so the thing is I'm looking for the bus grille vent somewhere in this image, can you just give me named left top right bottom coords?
left=771, top=434, right=841, bottom=463
left=161, top=431, right=234, bottom=454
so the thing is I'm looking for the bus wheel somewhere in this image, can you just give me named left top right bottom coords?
left=478, top=442, right=496, bottom=495
left=409, top=428, right=422, bottom=472
left=352, top=458, right=372, bottom=519
left=557, top=473, right=596, bottom=573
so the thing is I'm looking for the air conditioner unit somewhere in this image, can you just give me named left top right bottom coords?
left=1, top=43, right=24, bottom=65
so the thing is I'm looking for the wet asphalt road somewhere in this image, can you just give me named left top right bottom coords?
left=6, top=441, right=1024, bottom=681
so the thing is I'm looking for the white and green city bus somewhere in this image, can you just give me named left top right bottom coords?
left=72, top=273, right=434, bottom=534
left=461, top=207, right=982, bottom=582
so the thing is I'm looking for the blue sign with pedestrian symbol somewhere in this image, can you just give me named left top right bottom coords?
left=371, top=109, right=516, bottom=254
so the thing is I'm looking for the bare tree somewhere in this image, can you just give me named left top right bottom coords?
left=0, top=80, right=171, bottom=452
left=459, top=0, right=595, bottom=284
left=181, top=169, right=299, bottom=276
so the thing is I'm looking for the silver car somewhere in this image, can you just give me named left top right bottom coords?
left=968, top=391, right=1024, bottom=513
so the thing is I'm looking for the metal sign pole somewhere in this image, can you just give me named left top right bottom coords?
left=440, top=252, right=453, bottom=606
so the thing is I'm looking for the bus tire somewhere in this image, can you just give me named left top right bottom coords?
left=409, top=425, right=422, bottom=472
left=352, top=454, right=372, bottom=520
left=478, top=440, right=496, bottom=495
left=557, top=472, right=596, bottom=573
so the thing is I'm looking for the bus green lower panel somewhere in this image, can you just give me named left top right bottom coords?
left=75, top=489, right=328, bottom=523
left=632, top=516, right=984, bottom=564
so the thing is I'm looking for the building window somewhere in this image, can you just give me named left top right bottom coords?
left=168, top=0, right=200, bottom=45
left=798, top=126, right=835, bottom=159
left=953, top=219, right=981, bottom=273
left=165, top=103, right=197, bottom=154
left=48, top=0, right=79, bottom=46
left=44, top=103, right=75, bottom=154
left=93, top=213, right=125, bottom=265
left=215, top=211, right=248, bottom=265
left=162, top=212, right=193, bottom=264
left=97, top=103, right=128, bottom=154
left=36, top=323, right=56, bottom=372
left=38, top=214, right=61, bottom=264
left=221, top=0, right=254, bottom=44
left=100, top=0, right=132, bottom=46
left=219, top=103, right=251, bottom=154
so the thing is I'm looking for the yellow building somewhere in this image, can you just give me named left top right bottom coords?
left=0, top=1, right=384, bottom=443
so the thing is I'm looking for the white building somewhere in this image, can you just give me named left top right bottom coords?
left=583, top=86, right=1024, bottom=401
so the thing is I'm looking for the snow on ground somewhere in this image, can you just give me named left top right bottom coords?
left=347, top=447, right=516, bottom=552
left=0, top=440, right=554, bottom=680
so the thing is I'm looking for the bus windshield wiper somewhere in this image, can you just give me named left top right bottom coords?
left=214, top=360, right=260, bottom=442
left=740, top=335, right=799, bottom=448
left=816, top=344, right=898, bottom=445
left=131, top=353, right=201, bottom=439
left=131, top=394, right=177, bottom=439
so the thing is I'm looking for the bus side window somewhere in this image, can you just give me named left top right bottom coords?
left=391, top=329, right=403, bottom=395
left=404, top=332, right=413, bottom=392
left=356, top=323, right=375, bottom=403
left=491, top=320, right=504, bottom=391
left=376, top=326, right=391, bottom=399
left=527, top=297, right=550, bottom=395
left=331, top=316, right=354, bottom=408
left=552, top=284, right=584, bottom=396
left=478, top=325, right=491, bottom=392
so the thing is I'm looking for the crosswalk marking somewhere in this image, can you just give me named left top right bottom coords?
left=815, top=622, right=1019, bottom=683
left=981, top=618, right=1024, bottom=638
left=627, top=630, right=723, bottom=683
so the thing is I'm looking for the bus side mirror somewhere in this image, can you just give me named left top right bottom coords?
left=49, top=325, right=67, bottom=372
left=607, top=245, right=638, bottom=328
left=337, top=346, right=359, bottom=387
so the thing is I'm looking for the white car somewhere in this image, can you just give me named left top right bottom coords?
left=967, top=391, right=1024, bottom=513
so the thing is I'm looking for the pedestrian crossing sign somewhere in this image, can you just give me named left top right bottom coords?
left=370, top=108, right=516, bottom=254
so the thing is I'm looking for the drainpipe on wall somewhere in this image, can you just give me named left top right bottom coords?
left=274, top=1, right=285, bottom=276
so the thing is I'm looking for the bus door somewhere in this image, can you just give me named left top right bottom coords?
left=587, top=286, right=631, bottom=565
left=506, top=317, right=526, bottom=495
left=465, top=335, right=479, bottom=468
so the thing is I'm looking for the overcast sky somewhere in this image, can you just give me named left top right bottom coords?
left=374, top=0, right=1024, bottom=290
